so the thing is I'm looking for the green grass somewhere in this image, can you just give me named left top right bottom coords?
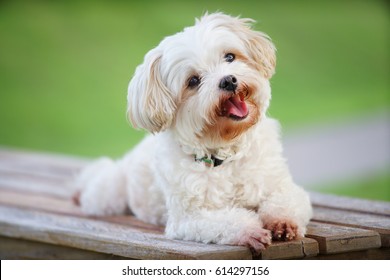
left=0, top=0, right=389, bottom=200
left=316, top=170, right=390, bottom=202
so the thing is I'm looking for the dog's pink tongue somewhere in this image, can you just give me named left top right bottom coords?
left=223, top=95, right=248, bottom=118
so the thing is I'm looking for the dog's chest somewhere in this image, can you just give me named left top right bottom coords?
left=202, top=162, right=266, bottom=209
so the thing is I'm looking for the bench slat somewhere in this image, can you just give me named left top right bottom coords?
left=0, top=172, right=71, bottom=198
left=0, top=189, right=164, bottom=234
left=0, top=147, right=87, bottom=177
left=0, top=189, right=83, bottom=216
left=0, top=188, right=319, bottom=259
left=0, top=148, right=78, bottom=198
left=1, top=147, right=387, bottom=259
left=0, top=236, right=129, bottom=260
left=306, top=222, right=381, bottom=254
left=313, top=207, right=390, bottom=247
left=0, top=161, right=78, bottom=184
left=260, top=238, right=318, bottom=259
left=3, top=185, right=377, bottom=258
left=0, top=205, right=253, bottom=260
left=310, top=192, right=390, bottom=216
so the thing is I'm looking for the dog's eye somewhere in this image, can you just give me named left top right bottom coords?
left=224, top=53, right=235, bottom=63
left=188, top=76, right=201, bottom=88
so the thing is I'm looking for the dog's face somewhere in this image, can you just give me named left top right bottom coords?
left=127, top=13, right=276, bottom=150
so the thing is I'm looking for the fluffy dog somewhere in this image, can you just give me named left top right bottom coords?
left=75, top=13, right=312, bottom=253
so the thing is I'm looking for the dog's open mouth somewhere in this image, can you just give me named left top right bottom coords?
left=221, top=92, right=249, bottom=120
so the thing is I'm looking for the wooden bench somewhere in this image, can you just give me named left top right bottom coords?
left=0, top=147, right=389, bottom=260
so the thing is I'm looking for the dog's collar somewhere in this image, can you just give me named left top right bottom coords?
left=194, top=154, right=224, bottom=168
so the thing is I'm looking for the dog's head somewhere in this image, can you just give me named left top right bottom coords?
left=127, top=13, right=276, bottom=150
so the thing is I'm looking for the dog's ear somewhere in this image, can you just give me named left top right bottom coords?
left=237, top=19, right=276, bottom=79
left=127, top=49, right=176, bottom=133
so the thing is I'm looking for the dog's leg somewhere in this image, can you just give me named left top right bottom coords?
left=165, top=208, right=271, bottom=254
left=74, top=157, right=128, bottom=216
left=258, top=184, right=312, bottom=241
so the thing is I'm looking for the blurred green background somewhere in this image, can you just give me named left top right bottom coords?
left=0, top=0, right=389, bottom=200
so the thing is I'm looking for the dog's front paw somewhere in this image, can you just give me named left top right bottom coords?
left=264, top=220, right=298, bottom=241
left=235, top=225, right=272, bottom=254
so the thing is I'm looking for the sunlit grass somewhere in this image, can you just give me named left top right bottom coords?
left=316, top=169, right=390, bottom=202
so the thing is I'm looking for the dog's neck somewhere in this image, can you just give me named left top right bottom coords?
left=193, top=154, right=225, bottom=167
left=177, top=132, right=250, bottom=168
left=193, top=145, right=240, bottom=167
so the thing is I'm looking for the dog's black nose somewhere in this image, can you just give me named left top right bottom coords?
left=219, top=75, right=238, bottom=92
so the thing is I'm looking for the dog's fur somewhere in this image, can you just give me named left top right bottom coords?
left=75, top=13, right=312, bottom=253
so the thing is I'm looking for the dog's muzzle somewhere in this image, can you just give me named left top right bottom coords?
left=219, top=75, right=238, bottom=92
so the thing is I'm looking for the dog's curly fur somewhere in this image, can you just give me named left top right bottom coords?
left=75, top=13, right=312, bottom=253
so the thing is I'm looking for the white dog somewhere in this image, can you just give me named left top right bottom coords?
left=75, top=13, right=312, bottom=253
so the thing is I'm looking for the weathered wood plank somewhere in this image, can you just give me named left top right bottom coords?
left=312, top=207, right=390, bottom=247
left=259, top=238, right=319, bottom=260
left=306, top=222, right=381, bottom=254
left=0, top=147, right=88, bottom=178
left=0, top=205, right=253, bottom=260
left=0, top=170, right=72, bottom=198
left=0, top=189, right=83, bottom=216
left=302, top=237, right=320, bottom=258
left=0, top=164, right=72, bottom=182
left=0, top=189, right=317, bottom=259
left=5, top=147, right=387, bottom=259
left=0, top=236, right=129, bottom=260
left=0, top=148, right=79, bottom=197
left=310, top=192, right=390, bottom=216
left=0, top=188, right=164, bottom=233
left=0, top=147, right=320, bottom=260
left=307, top=248, right=390, bottom=260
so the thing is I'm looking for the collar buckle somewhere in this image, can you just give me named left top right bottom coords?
left=194, top=155, right=224, bottom=167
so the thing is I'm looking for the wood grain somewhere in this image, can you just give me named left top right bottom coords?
left=0, top=189, right=317, bottom=259
left=0, top=171, right=72, bottom=198
left=306, top=222, right=381, bottom=254
left=1, top=147, right=388, bottom=259
left=0, top=189, right=83, bottom=216
left=260, top=238, right=319, bottom=260
left=0, top=147, right=88, bottom=177
left=312, top=207, right=390, bottom=247
left=307, top=248, right=390, bottom=260
left=0, top=148, right=80, bottom=198
left=0, top=188, right=165, bottom=234
left=0, top=205, right=253, bottom=260
left=310, top=192, right=390, bottom=216
left=0, top=236, right=129, bottom=260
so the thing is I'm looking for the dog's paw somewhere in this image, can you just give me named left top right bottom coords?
left=264, top=220, right=298, bottom=241
left=236, top=225, right=272, bottom=254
